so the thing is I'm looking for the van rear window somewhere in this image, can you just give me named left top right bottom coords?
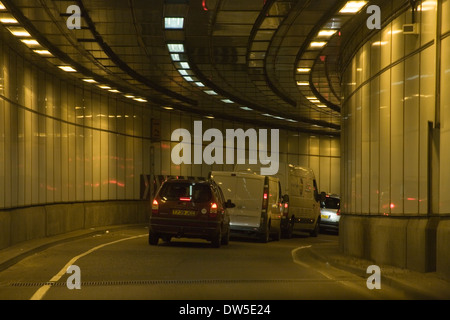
left=159, top=182, right=212, bottom=202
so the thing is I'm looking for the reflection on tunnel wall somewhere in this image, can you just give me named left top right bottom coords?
left=342, top=0, right=450, bottom=216
left=0, top=29, right=340, bottom=210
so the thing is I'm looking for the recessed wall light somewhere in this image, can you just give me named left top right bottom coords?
left=0, top=17, right=18, bottom=24
left=58, top=66, right=77, bottom=72
left=21, top=39, right=40, bottom=47
left=83, top=79, right=97, bottom=83
left=318, top=30, right=338, bottom=37
left=7, top=27, right=30, bottom=37
left=33, top=50, right=52, bottom=56
left=339, top=1, right=368, bottom=14
left=310, top=41, right=327, bottom=48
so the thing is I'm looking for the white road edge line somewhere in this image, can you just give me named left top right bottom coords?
left=30, top=233, right=147, bottom=300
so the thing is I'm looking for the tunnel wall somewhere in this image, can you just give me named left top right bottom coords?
left=340, top=0, right=450, bottom=279
left=0, top=26, right=340, bottom=250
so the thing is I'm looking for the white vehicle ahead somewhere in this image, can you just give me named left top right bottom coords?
left=209, top=171, right=282, bottom=242
left=235, top=163, right=322, bottom=238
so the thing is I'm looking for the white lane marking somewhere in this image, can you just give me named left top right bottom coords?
left=30, top=234, right=147, bottom=300
left=291, top=245, right=376, bottom=298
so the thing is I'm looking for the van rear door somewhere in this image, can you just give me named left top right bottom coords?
left=211, top=172, right=264, bottom=229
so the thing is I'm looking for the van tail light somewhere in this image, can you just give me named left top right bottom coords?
left=152, top=199, right=159, bottom=214
left=209, top=203, right=218, bottom=217
left=283, top=202, right=289, bottom=216
left=262, top=185, right=269, bottom=210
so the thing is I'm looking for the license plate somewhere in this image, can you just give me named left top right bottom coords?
left=321, top=214, right=330, bottom=219
left=172, top=209, right=196, bottom=216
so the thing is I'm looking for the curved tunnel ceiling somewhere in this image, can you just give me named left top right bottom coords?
left=0, top=0, right=380, bottom=136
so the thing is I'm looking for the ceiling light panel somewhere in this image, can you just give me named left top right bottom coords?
left=164, top=17, right=184, bottom=29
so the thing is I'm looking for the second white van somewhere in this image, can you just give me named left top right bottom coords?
left=235, top=164, right=322, bottom=238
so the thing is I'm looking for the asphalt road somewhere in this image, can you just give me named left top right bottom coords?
left=0, top=226, right=409, bottom=301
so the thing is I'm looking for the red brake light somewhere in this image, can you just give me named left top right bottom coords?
left=179, top=197, right=191, bottom=201
left=152, top=199, right=159, bottom=214
left=263, top=193, right=268, bottom=200
left=209, top=203, right=218, bottom=217
left=337, top=209, right=340, bottom=216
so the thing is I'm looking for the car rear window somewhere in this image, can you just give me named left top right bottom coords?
left=321, top=197, right=340, bottom=209
left=159, top=182, right=212, bottom=202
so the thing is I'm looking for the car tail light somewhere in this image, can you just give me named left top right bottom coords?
left=179, top=197, right=191, bottom=201
left=337, top=209, right=340, bottom=216
left=209, top=203, right=218, bottom=217
left=152, top=199, right=159, bottom=214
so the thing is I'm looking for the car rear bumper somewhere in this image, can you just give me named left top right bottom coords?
left=149, top=216, right=222, bottom=239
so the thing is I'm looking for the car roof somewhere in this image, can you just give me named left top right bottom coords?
left=163, top=178, right=211, bottom=184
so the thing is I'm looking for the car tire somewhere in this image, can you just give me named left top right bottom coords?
left=272, top=226, right=281, bottom=241
left=148, top=231, right=159, bottom=245
left=211, top=229, right=222, bottom=248
left=260, top=221, right=270, bottom=243
left=283, top=219, right=294, bottom=239
left=310, top=218, right=320, bottom=237
left=221, top=225, right=230, bottom=245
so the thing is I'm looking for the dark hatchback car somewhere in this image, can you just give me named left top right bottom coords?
left=149, top=179, right=235, bottom=248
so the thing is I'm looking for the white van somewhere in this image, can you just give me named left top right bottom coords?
left=235, top=164, right=322, bottom=238
left=209, top=171, right=282, bottom=242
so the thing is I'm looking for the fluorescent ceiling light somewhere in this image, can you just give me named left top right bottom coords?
left=164, top=17, right=184, bottom=29
left=33, top=50, right=52, bottom=56
left=318, top=30, right=337, bottom=37
left=98, top=85, right=111, bottom=90
left=0, top=17, right=18, bottom=24
left=183, top=76, right=194, bottom=82
left=204, top=90, right=218, bottom=95
left=180, top=62, right=190, bottom=69
left=310, top=99, right=321, bottom=103
left=297, top=81, right=309, bottom=86
left=0, top=2, right=6, bottom=10
left=167, top=43, right=185, bottom=53
left=195, top=82, right=205, bottom=87
left=133, top=98, right=148, bottom=103
left=7, top=27, right=31, bottom=37
left=21, top=39, right=40, bottom=46
left=317, top=104, right=327, bottom=108
left=58, top=66, right=77, bottom=72
left=262, top=114, right=273, bottom=117
left=205, top=115, right=215, bottom=119
left=297, top=68, right=311, bottom=73
left=108, top=89, right=120, bottom=93
left=83, top=79, right=97, bottom=83
left=339, top=1, right=368, bottom=13
left=163, top=106, right=174, bottom=110
left=240, top=107, right=253, bottom=111
left=306, top=96, right=317, bottom=100
left=170, top=54, right=181, bottom=61
left=178, top=69, right=188, bottom=76
left=286, top=119, right=298, bottom=123
left=124, top=94, right=135, bottom=99
left=221, top=99, right=234, bottom=104
left=310, top=41, right=327, bottom=48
